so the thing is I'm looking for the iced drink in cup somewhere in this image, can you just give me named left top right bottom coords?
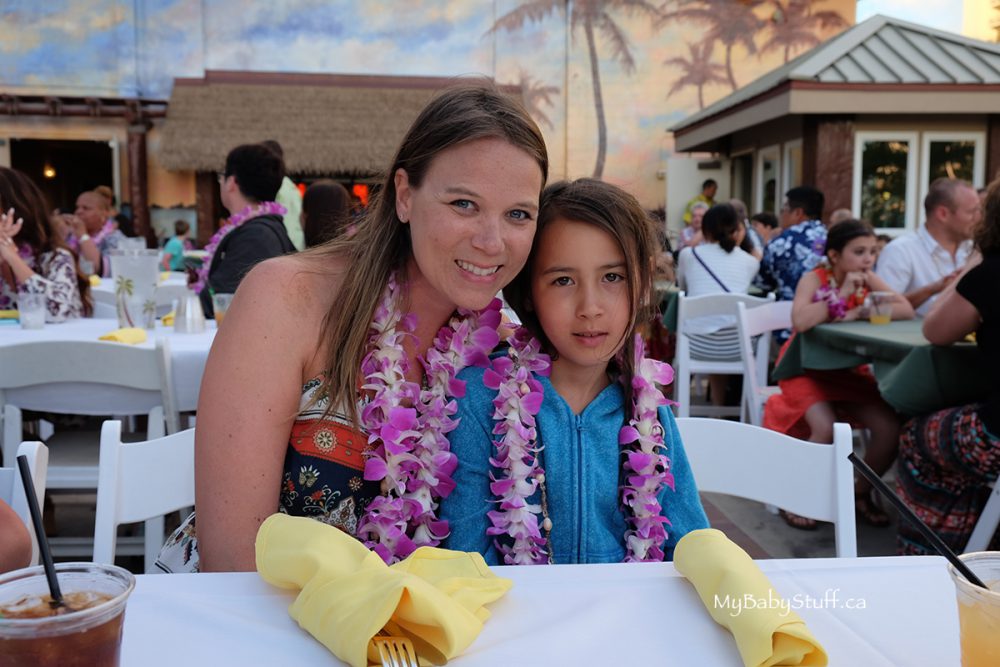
left=212, top=292, right=234, bottom=326
left=868, top=291, right=893, bottom=325
left=0, top=562, right=134, bottom=667
left=948, top=552, right=1000, bottom=667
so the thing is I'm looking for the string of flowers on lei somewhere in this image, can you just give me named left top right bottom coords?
left=356, top=273, right=501, bottom=564
left=189, top=201, right=286, bottom=294
left=92, top=219, right=116, bottom=245
left=484, top=331, right=676, bottom=564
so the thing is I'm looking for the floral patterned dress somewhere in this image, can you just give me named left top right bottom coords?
left=0, top=247, right=84, bottom=322
left=154, top=376, right=379, bottom=573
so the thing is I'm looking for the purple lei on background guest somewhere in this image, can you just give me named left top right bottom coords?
left=93, top=219, right=115, bottom=245
left=356, top=274, right=502, bottom=563
left=190, top=201, right=286, bottom=294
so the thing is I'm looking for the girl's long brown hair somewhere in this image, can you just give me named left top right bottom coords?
left=0, top=167, right=92, bottom=315
left=977, top=177, right=1000, bottom=256
left=306, top=80, right=548, bottom=426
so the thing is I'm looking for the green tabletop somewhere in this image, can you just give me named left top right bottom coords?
left=660, top=286, right=680, bottom=332
left=771, top=319, right=987, bottom=416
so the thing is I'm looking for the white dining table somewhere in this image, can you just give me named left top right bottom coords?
left=121, top=555, right=960, bottom=666
left=0, top=317, right=216, bottom=411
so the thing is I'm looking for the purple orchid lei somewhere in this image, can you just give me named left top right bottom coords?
left=190, top=201, right=286, bottom=294
left=813, top=284, right=847, bottom=320
left=618, top=334, right=676, bottom=562
left=485, top=331, right=676, bottom=564
left=483, top=328, right=551, bottom=565
left=356, top=273, right=501, bottom=564
left=93, top=219, right=116, bottom=245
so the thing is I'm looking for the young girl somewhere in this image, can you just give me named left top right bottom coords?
left=764, top=219, right=915, bottom=529
left=440, top=179, right=709, bottom=564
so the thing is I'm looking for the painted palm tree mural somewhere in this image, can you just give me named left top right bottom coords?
left=660, top=0, right=765, bottom=92
left=664, top=42, right=728, bottom=109
left=762, top=0, right=847, bottom=63
left=491, top=0, right=664, bottom=178
left=515, top=69, right=560, bottom=129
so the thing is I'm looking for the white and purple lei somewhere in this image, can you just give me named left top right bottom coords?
left=190, top=201, right=286, bottom=295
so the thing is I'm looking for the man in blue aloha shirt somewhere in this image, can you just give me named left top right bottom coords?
left=755, top=186, right=827, bottom=341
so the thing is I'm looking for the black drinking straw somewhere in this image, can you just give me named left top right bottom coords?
left=848, top=452, right=987, bottom=589
left=16, top=455, right=63, bottom=608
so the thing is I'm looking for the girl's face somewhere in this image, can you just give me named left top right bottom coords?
left=530, top=218, right=631, bottom=378
left=829, top=235, right=877, bottom=273
left=395, top=137, right=543, bottom=311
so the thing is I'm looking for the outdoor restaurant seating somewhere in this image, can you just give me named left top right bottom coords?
left=93, top=420, right=195, bottom=571
left=0, top=440, right=47, bottom=566
left=735, top=300, right=791, bottom=427
left=673, top=292, right=772, bottom=418
left=676, top=418, right=858, bottom=558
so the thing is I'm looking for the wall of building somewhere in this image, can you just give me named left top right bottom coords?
left=0, top=0, right=854, bottom=208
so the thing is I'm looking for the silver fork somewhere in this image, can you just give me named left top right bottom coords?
left=372, top=635, right=419, bottom=667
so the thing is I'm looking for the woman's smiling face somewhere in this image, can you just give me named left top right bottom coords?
left=395, top=137, right=543, bottom=311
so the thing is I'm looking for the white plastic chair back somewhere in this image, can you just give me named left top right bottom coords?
left=965, top=481, right=1000, bottom=553
left=93, top=420, right=195, bottom=571
left=0, top=339, right=179, bottom=491
left=736, top=300, right=793, bottom=426
left=0, top=441, right=49, bottom=565
left=676, top=418, right=857, bottom=558
left=674, top=292, right=773, bottom=418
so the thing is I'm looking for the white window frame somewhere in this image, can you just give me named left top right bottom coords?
left=755, top=144, right=781, bottom=215
left=852, top=131, right=918, bottom=234
left=919, top=131, right=986, bottom=206
left=782, top=139, right=803, bottom=196
left=729, top=148, right=754, bottom=208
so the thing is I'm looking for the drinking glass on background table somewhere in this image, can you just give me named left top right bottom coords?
left=17, top=293, right=45, bottom=330
left=0, top=562, right=135, bottom=667
left=109, top=249, right=159, bottom=329
left=212, top=292, right=234, bottom=326
left=949, top=552, right=1000, bottom=667
left=869, top=291, right=893, bottom=325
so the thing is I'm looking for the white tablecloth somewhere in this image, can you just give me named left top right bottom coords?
left=122, top=556, right=959, bottom=666
left=0, top=318, right=215, bottom=412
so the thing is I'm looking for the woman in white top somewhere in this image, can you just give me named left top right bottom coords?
left=676, top=203, right=760, bottom=408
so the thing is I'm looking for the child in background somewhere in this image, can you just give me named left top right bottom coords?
left=162, top=220, right=191, bottom=271
left=441, top=179, right=708, bottom=564
left=764, top=219, right=914, bottom=529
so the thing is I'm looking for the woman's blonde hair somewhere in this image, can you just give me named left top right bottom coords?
left=309, top=80, right=548, bottom=426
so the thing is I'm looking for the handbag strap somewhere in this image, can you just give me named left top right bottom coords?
left=691, top=247, right=731, bottom=293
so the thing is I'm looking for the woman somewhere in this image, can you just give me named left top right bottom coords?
left=765, top=219, right=914, bottom=529
left=897, top=179, right=1000, bottom=555
left=162, top=82, right=548, bottom=572
left=676, top=203, right=760, bottom=409
left=0, top=166, right=91, bottom=320
left=301, top=179, right=352, bottom=247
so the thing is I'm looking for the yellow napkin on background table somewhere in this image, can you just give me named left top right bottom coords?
left=161, top=311, right=175, bottom=326
left=98, top=327, right=147, bottom=345
left=674, top=529, right=828, bottom=667
left=255, top=513, right=511, bottom=667
left=89, top=274, right=101, bottom=286
left=159, top=271, right=170, bottom=283
left=0, top=310, right=17, bottom=319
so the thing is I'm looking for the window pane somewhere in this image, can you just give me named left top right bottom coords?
left=861, top=140, right=908, bottom=228
left=786, top=144, right=802, bottom=190
left=929, top=140, right=975, bottom=185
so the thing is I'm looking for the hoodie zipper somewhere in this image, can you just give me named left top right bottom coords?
left=575, top=413, right=584, bottom=563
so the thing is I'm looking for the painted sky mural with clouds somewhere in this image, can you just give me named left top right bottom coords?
left=0, top=0, right=856, bottom=206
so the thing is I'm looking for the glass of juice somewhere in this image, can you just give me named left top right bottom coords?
left=948, top=552, right=1000, bottom=667
left=0, top=562, right=135, bottom=667
left=212, top=292, right=234, bottom=326
left=868, top=291, right=893, bottom=325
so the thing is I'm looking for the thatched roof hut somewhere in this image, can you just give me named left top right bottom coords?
left=159, top=71, right=503, bottom=176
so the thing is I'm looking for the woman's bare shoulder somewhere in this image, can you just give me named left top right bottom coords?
left=241, top=252, right=349, bottom=319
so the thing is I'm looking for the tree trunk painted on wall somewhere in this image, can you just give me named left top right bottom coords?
left=583, top=19, right=606, bottom=180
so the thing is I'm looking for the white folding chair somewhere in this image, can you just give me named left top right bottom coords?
left=0, top=441, right=49, bottom=566
left=94, top=420, right=194, bottom=571
left=964, top=481, right=1000, bottom=553
left=0, top=339, right=179, bottom=558
left=676, top=417, right=857, bottom=557
left=736, top=300, right=793, bottom=426
left=674, top=292, right=773, bottom=418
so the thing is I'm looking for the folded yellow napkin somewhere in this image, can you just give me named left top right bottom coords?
left=674, top=529, right=828, bottom=667
left=256, top=514, right=511, bottom=667
left=0, top=309, right=17, bottom=319
left=98, top=327, right=147, bottom=345
left=160, top=271, right=170, bottom=283
left=89, top=274, right=101, bottom=287
left=161, top=311, right=175, bottom=326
